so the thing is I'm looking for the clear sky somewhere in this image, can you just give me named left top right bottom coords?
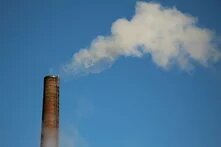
left=0, top=0, right=221, bottom=147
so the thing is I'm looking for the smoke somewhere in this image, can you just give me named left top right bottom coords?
left=41, top=129, right=58, bottom=147
left=42, top=128, right=87, bottom=147
left=59, top=98, right=93, bottom=147
left=60, top=127, right=88, bottom=147
left=62, top=1, right=220, bottom=75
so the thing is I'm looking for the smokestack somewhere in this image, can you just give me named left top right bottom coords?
left=40, top=75, right=59, bottom=147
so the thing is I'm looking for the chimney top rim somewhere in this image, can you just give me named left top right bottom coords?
left=44, top=75, right=59, bottom=79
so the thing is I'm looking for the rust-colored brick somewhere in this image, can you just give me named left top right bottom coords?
left=40, top=75, right=59, bottom=147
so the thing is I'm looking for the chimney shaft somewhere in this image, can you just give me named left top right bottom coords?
left=40, top=75, right=59, bottom=147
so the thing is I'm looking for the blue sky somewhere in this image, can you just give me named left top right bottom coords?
left=0, top=0, right=221, bottom=147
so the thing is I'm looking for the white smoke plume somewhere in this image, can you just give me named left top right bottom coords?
left=41, top=129, right=58, bottom=147
left=60, top=127, right=88, bottom=147
left=63, top=1, right=220, bottom=75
